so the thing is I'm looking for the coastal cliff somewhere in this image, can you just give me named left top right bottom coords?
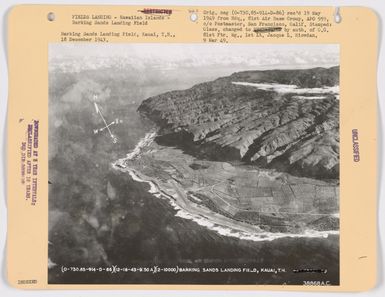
left=138, top=67, right=339, bottom=179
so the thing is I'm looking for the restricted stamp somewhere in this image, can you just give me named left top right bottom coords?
left=6, top=5, right=378, bottom=291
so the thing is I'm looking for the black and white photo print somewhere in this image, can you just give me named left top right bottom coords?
left=48, top=43, right=339, bottom=285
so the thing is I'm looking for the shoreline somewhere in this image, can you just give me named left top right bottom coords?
left=112, top=133, right=339, bottom=242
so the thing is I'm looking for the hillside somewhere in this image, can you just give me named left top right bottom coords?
left=138, top=67, right=340, bottom=179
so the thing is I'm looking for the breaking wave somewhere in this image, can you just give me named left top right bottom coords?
left=124, top=131, right=157, bottom=160
left=113, top=132, right=339, bottom=242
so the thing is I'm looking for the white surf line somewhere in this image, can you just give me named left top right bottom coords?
left=232, top=81, right=339, bottom=95
left=115, top=164, right=339, bottom=242
left=112, top=133, right=339, bottom=242
left=124, top=131, right=157, bottom=160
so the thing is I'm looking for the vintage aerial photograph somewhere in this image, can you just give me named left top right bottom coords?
left=48, top=43, right=340, bottom=285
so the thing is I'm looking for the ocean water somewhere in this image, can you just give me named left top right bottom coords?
left=77, top=167, right=340, bottom=285
left=48, top=65, right=339, bottom=285
left=49, top=123, right=339, bottom=285
left=113, top=133, right=339, bottom=243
